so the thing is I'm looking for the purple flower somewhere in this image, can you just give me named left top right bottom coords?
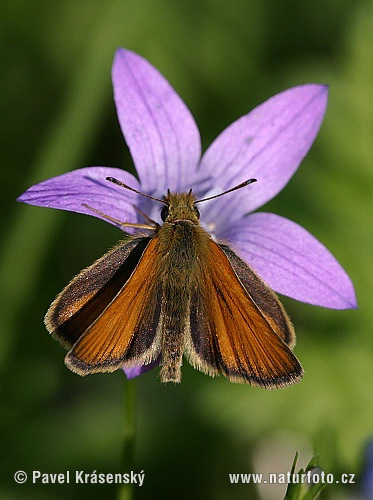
left=361, top=440, right=373, bottom=499
left=18, top=48, right=357, bottom=379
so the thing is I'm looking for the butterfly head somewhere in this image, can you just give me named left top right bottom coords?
left=161, top=190, right=200, bottom=224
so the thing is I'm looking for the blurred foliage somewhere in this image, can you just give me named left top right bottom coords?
left=284, top=453, right=327, bottom=500
left=0, top=1, right=372, bottom=499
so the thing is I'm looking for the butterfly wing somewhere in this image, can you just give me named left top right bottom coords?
left=219, top=244, right=295, bottom=347
left=185, top=240, right=303, bottom=388
left=45, top=237, right=152, bottom=349
left=64, top=236, right=162, bottom=375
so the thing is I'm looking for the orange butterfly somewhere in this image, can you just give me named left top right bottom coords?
left=45, top=177, right=303, bottom=388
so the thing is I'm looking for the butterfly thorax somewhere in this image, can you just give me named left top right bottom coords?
left=155, top=191, right=209, bottom=284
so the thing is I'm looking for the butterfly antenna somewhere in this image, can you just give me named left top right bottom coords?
left=195, top=178, right=257, bottom=204
left=106, top=177, right=167, bottom=204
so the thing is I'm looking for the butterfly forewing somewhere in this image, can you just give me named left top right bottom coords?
left=45, top=237, right=151, bottom=348
left=219, top=244, right=295, bottom=347
left=65, top=237, right=162, bottom=375
left=186, top=240, right=303, bottom=388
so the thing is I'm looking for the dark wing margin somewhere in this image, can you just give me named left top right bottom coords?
left=185, top=240, right=303, bottom=389
left=45, top=237, right=151, bottom=349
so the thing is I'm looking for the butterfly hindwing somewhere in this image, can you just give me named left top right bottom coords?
left=186, top=290, right=220, bottom=377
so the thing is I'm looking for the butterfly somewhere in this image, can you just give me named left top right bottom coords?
left=45, top=177, right=303, bottom=388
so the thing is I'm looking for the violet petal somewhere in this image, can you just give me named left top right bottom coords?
left=362, top=440, right=373, bottom=499
left=226, top=212, right=357, bottom=309
left=17, top=167, right=140, bottom=228
left=112, top=48, right=201, bottom=194
left=124, top=358, right=160, bottom=380
left=199, top=84, right=328, bottom=223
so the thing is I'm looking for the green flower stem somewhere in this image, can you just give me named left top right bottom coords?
left=118, top=379, right=137, bottom=500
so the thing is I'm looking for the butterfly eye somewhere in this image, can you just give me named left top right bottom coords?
left=161, top=205, right=169, bottom=221
left=194, top=206, right=200, bottom=219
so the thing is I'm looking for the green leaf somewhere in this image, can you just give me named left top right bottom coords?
left=284, top=454, right=329, bottom=500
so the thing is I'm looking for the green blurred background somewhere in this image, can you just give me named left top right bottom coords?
left=1, top=1, right=372, bottom=498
